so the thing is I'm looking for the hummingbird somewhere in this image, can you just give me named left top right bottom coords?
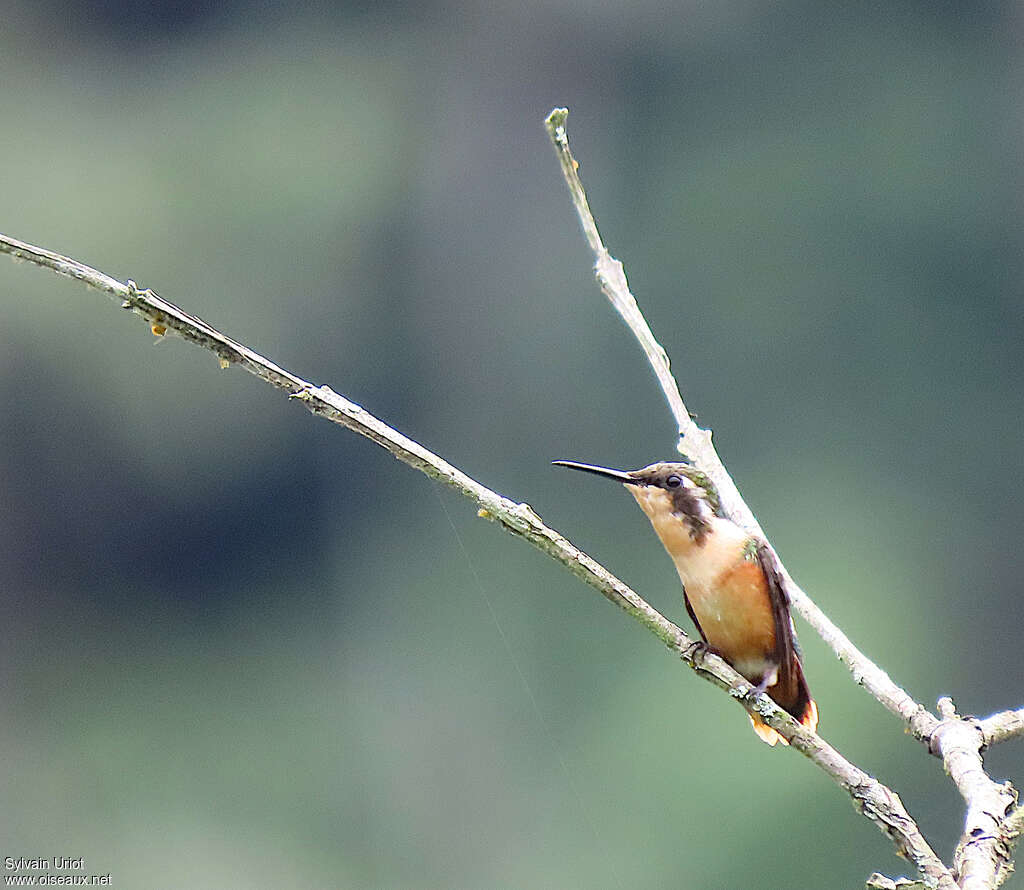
left=553, top=459, right=817, bottom=746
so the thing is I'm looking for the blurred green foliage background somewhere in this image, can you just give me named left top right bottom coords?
left=1, top=2, right=1022, bottom=887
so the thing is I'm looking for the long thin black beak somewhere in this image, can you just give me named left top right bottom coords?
left=551, top=460, right=638, bottom=484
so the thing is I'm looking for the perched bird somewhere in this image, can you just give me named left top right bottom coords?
left=553, top=460, right=817, bottom=746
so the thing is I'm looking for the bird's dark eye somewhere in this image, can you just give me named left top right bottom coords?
left=665, top=474, right=682, bottom=488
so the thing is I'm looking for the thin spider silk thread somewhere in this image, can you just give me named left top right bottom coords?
left=432, top=484, right=623, bottom=889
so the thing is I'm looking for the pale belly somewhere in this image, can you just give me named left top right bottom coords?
left=628, top=487, right=780, bottom=684
left=669, top=519, right=777, bottom=682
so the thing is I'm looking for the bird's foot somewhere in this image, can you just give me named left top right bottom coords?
left=751, top=665, right=780, bottom=697
left=684, top=639, right=711, bottom=666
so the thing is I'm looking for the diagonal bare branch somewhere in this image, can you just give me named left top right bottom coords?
left=0, top=229, right=953, bottom=889
left=980, top=708, right=1024, bottom=747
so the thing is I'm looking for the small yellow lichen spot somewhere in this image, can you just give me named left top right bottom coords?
left=151, top=323, right=167, bottom=337
left=477, top=508, right=491, bottom=519
left=219, top=357, right=230, bottom=370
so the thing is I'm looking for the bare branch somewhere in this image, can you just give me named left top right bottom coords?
left=0, top=230, right=954, bottom=889
left=867, top=875, right=926, bottom=890
left=793, top=738, right=956, bottom=889
left=543, top=107, right=939, bottom=743
left=980, top=708, right=1024, bottom=747
left=1003, top=805, right=1024, bottom=881
left=929, top=699, right=1018, bottom=889
left=544, top=109, right=690, bottom=444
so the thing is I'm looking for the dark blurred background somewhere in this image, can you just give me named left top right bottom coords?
left=1, top=1, right=1022, bottom=887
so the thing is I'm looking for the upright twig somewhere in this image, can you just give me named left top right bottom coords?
left=543, top=107, right=938, bottom=741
